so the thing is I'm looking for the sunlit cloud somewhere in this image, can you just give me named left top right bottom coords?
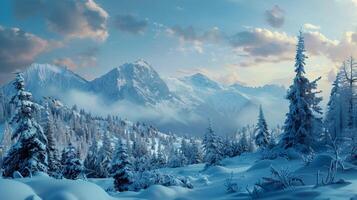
left=14, top=0, right=109, bottom=41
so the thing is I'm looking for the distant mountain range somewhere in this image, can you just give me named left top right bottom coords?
left=0, top=60, right=288, bottom=135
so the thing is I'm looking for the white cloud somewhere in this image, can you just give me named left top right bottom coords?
left=303, top=23, right=321, bottom=30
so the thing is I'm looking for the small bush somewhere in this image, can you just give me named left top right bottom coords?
left=302, top=152, right=315, bottom=166
left=224, top=172, right=240, bottom=193
left=255, top=167, right=304, bottom=192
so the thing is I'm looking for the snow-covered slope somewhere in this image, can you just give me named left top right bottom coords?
left=2, top=152, right=356, bottom=200
left=166, top=73, right=288, bottom=134
left=1, top=63, right=89, bottom=100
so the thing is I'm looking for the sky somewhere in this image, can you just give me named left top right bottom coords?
left=1, top=0, right=357, bottom=98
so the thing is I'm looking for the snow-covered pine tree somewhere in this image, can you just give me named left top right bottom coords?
left=44, top=103, right=61, bottom=178
left=325, top=70, right=345, bottom=140
left=188, top=139, right=203, bottom=164
left=341, top=57, right=357, bottom=132
left=61, top=143, right=84, bottom=179
left=168, top=148, right=187, bottom=168
left=97, top=132, right=113, bottom=178
left=154, top=141, right=167, bottom=168
left=280, top=31, right=323, bottom=153
left=2, top=73, right=48, bottom=177
left=0, top=121, right=12, bottom=164
left=254, top=105, right=270, bottom=149
left=203, top=123, right=223, bottom=166
left=84, top=138, right=101, bottom=177
left=111, top=139, right=133, bottom=192
left=239, top=132, right=249, bottom=153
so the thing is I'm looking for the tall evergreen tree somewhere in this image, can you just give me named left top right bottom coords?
left=254, top=105, right=270, bottom=149
left=44, top=103, right=61, bottom=178
left=2, top=73, right=48, bottom=177
left=97, top=132, right=113, bottom=177
left=84, top=138, right=101, bottom=177
left=342, top=57, right=357, bottom=131
left=111, top=139, right=133, bottom=192
left=280, top=31, right=323, bottom=153
left=203, top=122, right=223, bottom=166
left=153, top=141, right=167, bottom=168
left=239, top=132, right=249, bottom=153
left=188, top=139, right=203, bottom=164
left=325, top=70, right=345, bottom=140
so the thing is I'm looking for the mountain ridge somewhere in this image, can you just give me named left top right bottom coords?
left=0, top=60, right=288, bottom=135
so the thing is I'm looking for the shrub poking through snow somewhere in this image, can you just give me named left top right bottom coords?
left=255, top=167, right=304, bottom=192
left=302, top=151, right=315, bottom=166
left=224, top=172, right=240, bottom=193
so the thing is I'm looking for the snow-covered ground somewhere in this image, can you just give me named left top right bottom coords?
left=1, top=152, right=356, bottom=200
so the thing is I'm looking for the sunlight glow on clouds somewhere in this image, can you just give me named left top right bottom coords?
left=14, top=0, right=109, bottom=41
left=0, top=26, right=49, bottom=73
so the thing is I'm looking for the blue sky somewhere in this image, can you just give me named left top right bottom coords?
left=1, top=0, right=357, bottom=96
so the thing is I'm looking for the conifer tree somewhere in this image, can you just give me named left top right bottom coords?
left=154, top=141, right=167, bottom=167
left=112, top=139, right=133, bottom=192
left=2, top=73, right=48, bottom=177
left=84, top=138, right=101, bottom=177
left=97, top=132, right=113, bottom=177
left=61, top=143, right=84, bottom=179
left=280, top=31, right=323, bottom=153
left=326, top=70, right=344, bottom=140
left=188, top=139, right=203, bottom=164
left=203, top=122, right=223, bottom=166
left=254, top=105, right=270, bottom=149
left=44, top=103, right=61, bottom=178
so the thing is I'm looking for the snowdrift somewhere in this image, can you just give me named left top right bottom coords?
left=0, top=176, right=114, bottom=200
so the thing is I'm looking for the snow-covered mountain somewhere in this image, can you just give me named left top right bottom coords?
left=0, top=60, right=288, bottom=135
left=91, top=59, right=174, bottom=104
left=166, top=73, right=287, bottom=134
left=2, top=63, right=89, bottom=100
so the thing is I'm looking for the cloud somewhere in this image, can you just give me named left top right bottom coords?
left=113, top=14, right=148, bottom=34
left=227, top=28, right=357, bottom=67
left=52, top=46, right=99, bottom=69
left=62, top=89, right=202, bottom=126
left=77, top=46, right=99, bottom=67
left=0, top=26, right=49, bottom=82
left=303, top=23, right=320, bottom=30
left=265, top=5, right=285, bottom=28
left=167, top=26, right=223, bottom=43
left=228, top=28, right=295, bottom=66
left=166, top=23, right=357, bottom=67
left=53, top=58, right=77, bottom=69
left=303, top=31, right=357, bottom=63
left=166, top=26, right=223, bottom=53
left=13, top=0, right=109, bottom=41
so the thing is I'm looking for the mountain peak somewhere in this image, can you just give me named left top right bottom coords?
left=133, top=59, right=151, bottom=68
left=184, top=73, right=221, bottom=89
left=91, top=60, right=172, bottom=104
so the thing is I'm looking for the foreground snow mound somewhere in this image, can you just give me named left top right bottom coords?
left=0, top=179, right=39, bottom=200
left=0, top=177, right=114, bottom=200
